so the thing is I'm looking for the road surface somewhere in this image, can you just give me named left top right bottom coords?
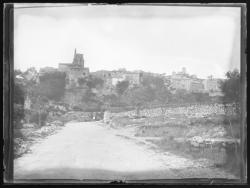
left=14, top=121, right=236, bottom=180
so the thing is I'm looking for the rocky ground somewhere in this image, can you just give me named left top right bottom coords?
left=105, top=107, right=241, bottom=178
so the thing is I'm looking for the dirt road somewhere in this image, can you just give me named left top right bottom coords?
left=14, top=121, right=236, bottom=180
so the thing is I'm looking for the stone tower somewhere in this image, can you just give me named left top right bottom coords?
left=72, top=48, right=84, bottom=67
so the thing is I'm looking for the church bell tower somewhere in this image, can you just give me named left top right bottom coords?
left=72, top=48, right=84, bottom=67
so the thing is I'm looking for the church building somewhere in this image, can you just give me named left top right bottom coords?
left=58, top=49, right=89, bottom=89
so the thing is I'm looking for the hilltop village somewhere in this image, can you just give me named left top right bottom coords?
left=18, top=49, right=224, bottom=108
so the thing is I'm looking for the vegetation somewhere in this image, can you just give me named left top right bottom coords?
left=15, top=68, right=241, bottom=119
left=123, top=86, right=154, bottom=116
left=155, top=87, right=172, bottom=116
left=14, top=76, right=25, bottom=129
left=219, top=69, right=241, bottom=177
left=38, top=71, right=66, bottom=101
left=115, top=80, right=129, bottom=96
left=220, top=69, right=240, bottom=115
left=78, top=75, right=104, bottom=89
left=105, top=74, right=215, bottom=115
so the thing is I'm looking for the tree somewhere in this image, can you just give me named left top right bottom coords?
left=25, top=71, right=65, bottom=126
left=220, top=69, right=240, bottom=114
left=155, top=87, right=172, bottom=116
left=192, top=92, right=211, bottom=104
left=38, top=71, right=66, bottom=101
left=14, top=78, right=25, bottom=128
left=88, top=76, right=104, bottom=89
left=141, top=74, right=172, bottom=107
left=219, top=69, right=241, bottom=169
left=31, top=95, right=48, bottom=127
left=102, top=94, right=118, bottom=110
left=124, top=86, right=154, bottom=117
left=81, top=89, right=97, bottom=103
left=80, top=88, right=103, bottom=111
left=142, top=74, right=165, bottom=89
left=171, top=89, right=189, bottom=104
left=116, top=80, right=129, bottom=96
left=78, top=75, right=104, bottom=89
left=78, top=77, right=87, bottom=87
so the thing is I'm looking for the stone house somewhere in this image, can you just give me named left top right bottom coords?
left=203, top=76, right=224, bottom=96
left=91, top=69, right=142, bottom=89
left=168, top=67, right=204, bottom=93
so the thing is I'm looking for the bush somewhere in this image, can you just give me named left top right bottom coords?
left=109, top=116, right=132, bottom=127
left=13, top=104, right=25, bottom=129
left=72, top=106, right=82, bottom=111
left=14, top=78, right=25, bottom=128
left=37, top=71, right=66, bottom=101
left=29, top=111, right=48, bottom=126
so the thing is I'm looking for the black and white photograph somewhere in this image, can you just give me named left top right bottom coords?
left=6, top=3, right=246, bottom=183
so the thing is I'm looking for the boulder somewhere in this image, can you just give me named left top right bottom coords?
left=22, top=123, right=37, bottom=128
left=50, top=120, right=63, bottom=126
left=189, top=136, right=204, bottom=147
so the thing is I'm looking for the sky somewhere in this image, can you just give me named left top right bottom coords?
left=14, top=4, right=241, bottom=79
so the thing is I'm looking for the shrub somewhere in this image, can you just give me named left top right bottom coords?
left=29, top=111, right=48, bottom=126
left=37, top=71, right=66, bottom=101
left=72, top=106, right=82, bottom=111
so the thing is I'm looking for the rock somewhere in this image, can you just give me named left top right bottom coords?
left=51, top=120, right=63, bottom=126
left=14, top=138, right=29, bottom=157
left=22, top=123, right=36, bottom=128
left=190, top=141, right=200, bottom=147
left=189, top=136, right=204, bottom=147
left=59, top=111, right=93, bottom=123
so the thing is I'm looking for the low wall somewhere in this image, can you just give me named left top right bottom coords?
left=60, top=111, right=93, bottom=122
left=104, top=104, right=228, bottom=122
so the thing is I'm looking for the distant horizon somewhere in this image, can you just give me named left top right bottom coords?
left=14, top=4, right=241, bottom=79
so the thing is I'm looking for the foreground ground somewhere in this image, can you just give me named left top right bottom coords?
left=14, top=121, right=236, bottom=180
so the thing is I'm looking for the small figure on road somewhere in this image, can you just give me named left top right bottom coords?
left=92, top=112, right=96, bottom=121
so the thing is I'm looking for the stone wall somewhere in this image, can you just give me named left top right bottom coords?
left=104, top=104, right=227, bottom=121
left=60, top=111, right=93, bottom=122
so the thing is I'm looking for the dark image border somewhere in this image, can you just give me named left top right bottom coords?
left=2, top=2, right=247, bottom=185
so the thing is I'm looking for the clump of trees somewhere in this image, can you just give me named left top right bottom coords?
left=123, top=85, right=153, bottom=116
left=104, top=74, right=215, bottom=116
left=78, top=75, right=104, bottom=89
left=14, top=69, right=67, bottom=127
left=171, top=89, right=211, bottom=105
left=220, top=69, right=240, bottom=115
left=116, top=80, right=129, bottom=96
left=30, top=71, right=66, bottom=126
left=14, top=71, right=25, bottom=129
left=115, top=75, right=171, bottom=116
left=38, top=71, right=66, bottom=101
left=219, top=69, right=241, bottom=177
left=219, top=69, right=241, bottom=138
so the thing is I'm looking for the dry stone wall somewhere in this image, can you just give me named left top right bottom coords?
left=105, top=104, right=227, bottom=121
